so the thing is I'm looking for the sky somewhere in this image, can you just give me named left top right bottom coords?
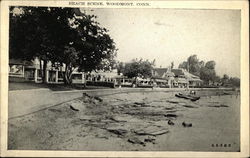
left=80, top=8, right=241, bottom=78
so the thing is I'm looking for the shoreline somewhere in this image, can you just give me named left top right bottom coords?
left=8, top=87, right=238, bottom=119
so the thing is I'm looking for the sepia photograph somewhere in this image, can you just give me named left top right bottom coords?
left=0, top=0, right=249, bottom=157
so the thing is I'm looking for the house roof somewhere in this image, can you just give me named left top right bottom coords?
left=172, top=68, right=202, bottom=82
left=153, top=68, right=168, bottom=77
left=171, top=69, right=184, bottom=76
left=9, top=59, right=33, bottom=66
left=183, top=70, right=202, bottom=82
left=153, top=68, right=175, bottom=78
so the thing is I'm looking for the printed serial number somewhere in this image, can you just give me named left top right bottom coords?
left=211, top=144, right=232, bottom=147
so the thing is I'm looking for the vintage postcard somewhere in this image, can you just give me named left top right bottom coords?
left=0, top=0, right=249, bottom=157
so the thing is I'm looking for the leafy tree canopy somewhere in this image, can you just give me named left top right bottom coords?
left=120, top=59, right=154, bottom=78
left=9, top=7, right=117, bottom=84
left=178, top=54, right=204, bottom=77
left=178, top=55, right=217, bottom=83
left=220, top=74, right=240, bottom=87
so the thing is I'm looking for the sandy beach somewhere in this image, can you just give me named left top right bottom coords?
left=8, top=89, right=240, bottom=151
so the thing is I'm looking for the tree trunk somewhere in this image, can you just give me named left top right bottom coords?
left=42, top=60, right=47, bottom=83
left=63, top=65, right=73, bottom=85
left=63, top=73, right=72, bottom=85
left=39, top=59, right=43, bottom=81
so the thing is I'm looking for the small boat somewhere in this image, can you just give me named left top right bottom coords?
left=175, top=93, right=200, bottom=101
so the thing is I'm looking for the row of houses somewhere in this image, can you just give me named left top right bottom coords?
left=9, top=58, right=119, bottom=84
left=151, top=68, right=202, bottom=88
left=9, top=58, right=202, bottom=88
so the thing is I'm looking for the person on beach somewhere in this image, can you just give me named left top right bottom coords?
left=190, top=90, right=196, bottom=95
left=118, top=79, right=122, bottom=89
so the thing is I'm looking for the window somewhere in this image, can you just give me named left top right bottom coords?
left=9, top=65, right=24, bottom=76
left=72, top=74, right=82, bottom=80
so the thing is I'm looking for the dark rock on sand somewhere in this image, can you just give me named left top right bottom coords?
left=69, top=105, right=79, bottom=111
left=208, top=104, right=229, bottom=108
left=183, top=105, right=198, bottom=108
left=164, top=114, right=178, bottom=118
left=107, top=128, right=128, bottom=136
left=144, top=136, right=156, bottom=143
left=168, top=120, right=175, bottom=125
left=182, top=122, right=192, bottom=127
left=128, top=137, right=145, bottom=146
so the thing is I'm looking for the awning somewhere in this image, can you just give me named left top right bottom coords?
left=177, top=78, right=188, bottom=84
left=189, top=78, right=202, bottom=82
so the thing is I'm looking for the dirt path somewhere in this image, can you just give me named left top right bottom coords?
left=8, top=90, right=240, bottom=151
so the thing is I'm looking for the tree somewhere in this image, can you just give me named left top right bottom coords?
left=221, top=74, right=229, bottom=85
left=178, top=61, right=188, bottom=70
left=171, top=61, right=174, bottom=69
left=200, top=60, right=216, bottom=83
left=10, top=7, right=76, bottom=83
left=52, top=11, right=117, bottom=84
left=178, top=55, right=204, bottom=76
left=229, top=77, right=240, bottom=87
left=205, top=61, right=216, bottom=69
left=116, top=62, right=125, bottom=75
left=9, top=7, right=117, bottom=84
left=222, top=74, right=229, bottom=80
left=122, top=59, right=154, bottom=78
left=221, top=74, right=240, bottom=87
left=214, top=75, right=221, bottom=82
left=179, top=55, right=217, bottom=84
